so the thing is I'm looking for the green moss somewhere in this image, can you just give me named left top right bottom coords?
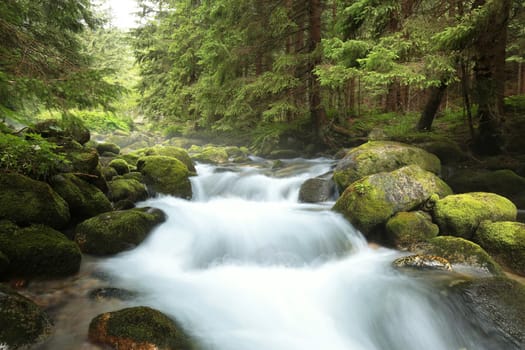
left=433, top=192, right=517, bottom=239
left=420, top=236, right=503, bottom=275
left=108, top=159, right=130, bottom=175
left=96, top=142, right=120, bottom=155
left=144, top=146, right=196, bottom=174
left=107, top=178, right=148, bottom=203
left=333, top=165, right=452, bottom=236
left=447, top=169, right=525, bottom=208
left=0, top=223, right=81, bottom=278
left=474, top=221, right=525, bottom=276
left=190, top=145, right=229, bottom=164
left=64, top=146, right=100, bottom=175
left=88, top=306, right=194, bottom=349
left=0, top=173, right=70, bottom=229
left=385, top=211, right=439, bottom=250
left=118, top=152, right=142, bottom=167
left=333, top=141, right=441, bottom=192
left=50, top=173, right=112, bottom=221
left=122, top=171, right=143, bottom=182
left=102, top=166, right=118, bottom=181
left=137, top=156, right=192, bottom=199
left=0, top=284, right=53, bottom=348
left=74, top=207, right=166, bottom=255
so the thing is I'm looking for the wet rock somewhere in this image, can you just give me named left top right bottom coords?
left=268, top=149, right=301, bottom=159
left=432, top=192, right=517, bottom=239
left=299, top=177, right=335, bottom=203
left=137, top=156, right=192, bottom=199
left=0, top=284, right=53, bottom=349
left=0, top=221, right=81, bottom=278
left=333, top=141, right=441, bottom=192
left=451, top=277, right=525, bottom=345
left=88, top=306, right=194, bottom=350
left=121, top=171, right=144, bottom=182
left=416, top=236, right=503, bottom=276
left=96, top=142, right=120, bottom=155
left=0, top=173, right=70, bottom=229
left=50, top=173, right=112, bottom=222
left=107, top=178, right=148, bottom=203
left=108, top=159, right=130, bottom=175
left=333, top=165, right=452, bottom=237
left=385, top=211, right=439, bottom=250
left=74, top=207, right=166, bottom=256
left=392, top=254, right=452, bottom=271
left=88, top=288, right=137, bottom=302
left=473, top=221, right=525, bottom=276
left=446, top=169, right=525, bottom=209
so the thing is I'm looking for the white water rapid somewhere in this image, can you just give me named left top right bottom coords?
left=98, top=158, right=514, bottom=350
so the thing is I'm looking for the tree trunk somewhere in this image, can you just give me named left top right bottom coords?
left=472, top=0, right=511, bottom=155
left=417, top=81, right=447, bottom=131
left=308, top=0, right=327, bottom=141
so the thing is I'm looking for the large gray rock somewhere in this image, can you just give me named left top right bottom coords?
left=333, top=141, right=441, bottom=192
left=333, top=165, right=452, bottom=237
left=0, top=173, right=70, bottom=229
left=299, top=177, right=335, bottom=203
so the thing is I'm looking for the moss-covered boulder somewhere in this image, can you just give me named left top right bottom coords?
left=385, top=211, right=439, bottom=250
left=64, top=144, right=100, bottom=175
left=432, top=192, right=517, bottom=239
left=107, top=178, right=148, bottom=203
left=50, top=173, right=112, bottom=221
left=137, top=156, right=192, bottom=199
left=144, top=146, right=196, bottom=173
left=0, top=221, right=81, bottom=278
left=102, top=166, right=119, bottom=181
left=473, top=221, right=525, bottom=276
left=96, top=142, right=120, bottom=155
left=74, top=207, right=166, bottom=255
left=88, top=306, right=194, bottom=350
left=418, top=140, right=467, bottom=164
left=416, top=236, right=503, bottom=276
left=122, top=171, right=143, bottom=182
left=446, top=169, right=525, bottom=208
left=225, top=146, right=250, bottom=163
left=189, top=145, right=229, bottom=164
left=0, top=284, right=53, bottom=349
left=333, top=141, right=441, bottom=192
left=0, top=173, right=70, bottom=229
left=333, top=165, right=452, bottom=237
left=108, top=159, right=130, bottom=175
left=299, top=177, right=335, bottom=203
left=31, top=118, right=90, bottom=145
left=451, top=277, right=525, bottom=345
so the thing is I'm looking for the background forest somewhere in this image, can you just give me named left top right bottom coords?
left=1, top=0, right=525, bottom=158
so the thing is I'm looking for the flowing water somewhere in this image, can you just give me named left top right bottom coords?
left=34, top=158, right=518, bottom=349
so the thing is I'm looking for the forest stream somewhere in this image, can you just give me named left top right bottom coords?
left=26, top=157, right=520, bottom=350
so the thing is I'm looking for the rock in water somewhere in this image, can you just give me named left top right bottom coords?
left=137, top=156, right=192, bottom=199
left=385, top=211, right=439, bottom=250
left=473, top=221, right=525, bottom=276
left=333, top=165, right=452, bottom=237
left=74, top=207, right=166, bottom=255
left=392, top=254, right=452, bottom=271
left=0, top=284, right=53, bottom=348
left=299, top=177, right=335, bottom=203
left=333, top=141, right=441, bottom=192
left=88, top=306, right=194, bottom=350
left=432, top=192, right=517, bottom=239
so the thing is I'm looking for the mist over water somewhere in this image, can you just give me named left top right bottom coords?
left=100, top=159, right=514, bottom=350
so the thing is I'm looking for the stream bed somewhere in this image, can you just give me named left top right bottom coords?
left=27, top=157, right=519, bottom=349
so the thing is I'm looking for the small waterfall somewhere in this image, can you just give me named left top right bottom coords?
left=99, top=158, right=517, bottom=350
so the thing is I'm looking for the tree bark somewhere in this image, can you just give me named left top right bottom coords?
left=472, top=0, right=511, bottom=155
left=417, top=81, right=447, bottom=131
